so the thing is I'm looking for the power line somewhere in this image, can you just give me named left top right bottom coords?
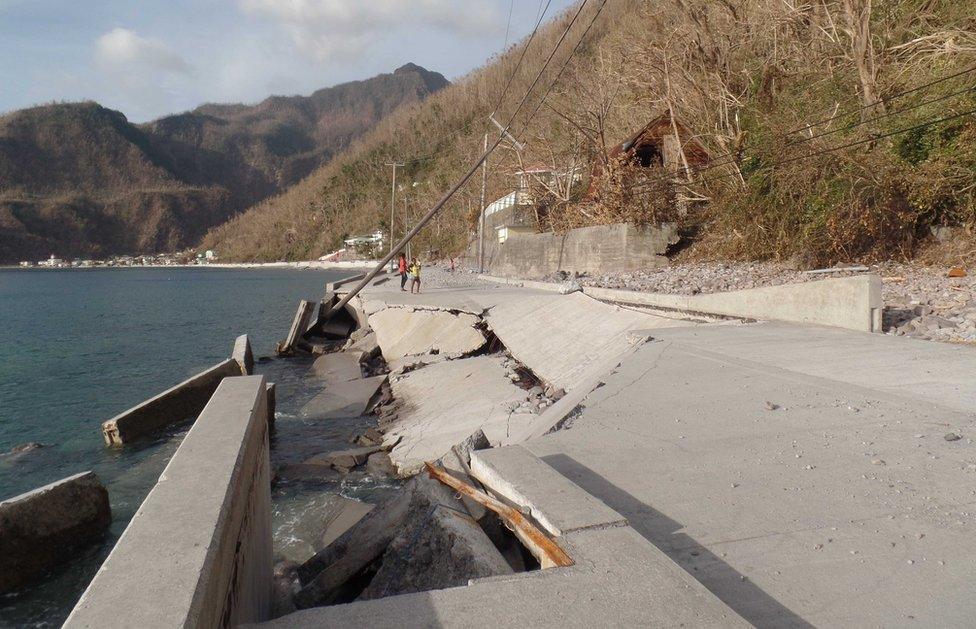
left=499, top=0, right=591, bottom=131
left=326, top=0, right=602, bottom=315
left=621, top=105, right=976, bottom=195
left=612, top=64, right=976, bottom=184
left=785, top=84, right=976, bottom=147
left=785, top=63, right=976, bottom=136
left=517, top=0, right=610, bottom=134
left=492, top=0, right=554, bottom=116
left=608, top=76, right=976, bottom=196
left=503, top=0, right=515, bottom=49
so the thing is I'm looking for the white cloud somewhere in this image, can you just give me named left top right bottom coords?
left=240, top=0, right=502, bottom=62
left=95, top=28, right=192, bottom=75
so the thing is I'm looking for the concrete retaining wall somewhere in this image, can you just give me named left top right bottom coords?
left=481, top=223, right=677, bottom=277
left=101, top=359, right=244, bottom=446
left=584, top=274, right=883, bottom=333
left=67, top=376, right=273, bottom=629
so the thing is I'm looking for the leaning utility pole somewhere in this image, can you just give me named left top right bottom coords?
left=477, top=133, right=488, bottom=274
left=326, top=133, right=506, bottom=320
left=385, top=162, right=404, bottom=255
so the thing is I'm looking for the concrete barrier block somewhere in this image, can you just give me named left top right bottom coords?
left=233, top=334, right=254, bottom=375
left=326, top=272, right=367, bottom=293
left=584, top=274, right=883, bottom=333
left=277, top=300, right=316, bottom=355
left=266, top=383, right=276, bottom=425
left=101, top=359, right=242, bottom=446
left=0, top=471, right=111, bottom=594
left=68, top=376, right=273, bottom=628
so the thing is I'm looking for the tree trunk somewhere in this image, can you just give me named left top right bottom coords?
left=841, top=0, right=885, bottom=118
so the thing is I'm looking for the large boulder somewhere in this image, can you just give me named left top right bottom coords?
left=0, top=471, right=111, bottom=593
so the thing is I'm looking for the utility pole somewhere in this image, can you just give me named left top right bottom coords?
left=385, top=162, right=404, bottom=256
left=478, top=133, right=488, bottom=274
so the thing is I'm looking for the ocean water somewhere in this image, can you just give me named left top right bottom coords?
left=0, top=266, right=349, bottom=627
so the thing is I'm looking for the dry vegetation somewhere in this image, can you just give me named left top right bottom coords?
left=205, top=0, right=976, bottom=266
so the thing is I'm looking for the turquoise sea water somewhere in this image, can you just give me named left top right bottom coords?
left=0, top=266, right=346, bottom=627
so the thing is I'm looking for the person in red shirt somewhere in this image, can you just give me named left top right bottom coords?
left=397, top=253, right=408, bottom=291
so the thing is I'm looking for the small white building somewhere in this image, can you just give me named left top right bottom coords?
left=38, top=255, right=65, bottom=267
left=343, top=231, right=384, bottom=254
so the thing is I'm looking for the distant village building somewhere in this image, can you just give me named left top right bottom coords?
left=38, top=255, right=65, bottom=268
left=343, top=231, right=384, bottom=255
left=19, top=261, right=33, bottom=267
left=587, top=111, right=710, bottom=197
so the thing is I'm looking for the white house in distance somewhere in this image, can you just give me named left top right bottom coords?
left=38, top=254, right=66, bottom=267
left=483, top=164, right=583, bottom=244
left=343, top=231, right=385, bottom=253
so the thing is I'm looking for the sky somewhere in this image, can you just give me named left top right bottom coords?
left=0, top=0, right=577, bottom=122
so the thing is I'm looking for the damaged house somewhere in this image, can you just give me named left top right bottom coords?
left=587, top=111, right=711, bottom=198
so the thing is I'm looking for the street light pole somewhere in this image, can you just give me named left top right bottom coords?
left=386, top=161, right=404, bottom=256
left=477, top=133, right=488, bottom=274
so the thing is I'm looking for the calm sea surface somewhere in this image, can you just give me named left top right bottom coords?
left=0, top=266, right=349, bottom=627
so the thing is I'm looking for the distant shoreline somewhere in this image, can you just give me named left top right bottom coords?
left=1, top=260, right=378, bottom=271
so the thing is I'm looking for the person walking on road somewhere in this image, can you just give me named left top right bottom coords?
left=409, top=258, right=422, bottom=294
left=397, top=252, right=408, bottom=291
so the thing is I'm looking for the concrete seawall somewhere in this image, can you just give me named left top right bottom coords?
left=483, top=273, right=883, bottom=333
left=583, top=274, right=883, bottom=333
left=101, top=358, right=244, bottom=445
left=478, top=223, right=677, bottom=277
left=67, top=376, right=273, bottom=628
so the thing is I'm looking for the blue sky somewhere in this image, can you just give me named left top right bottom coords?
left=0, top=0, right=576, bottom=122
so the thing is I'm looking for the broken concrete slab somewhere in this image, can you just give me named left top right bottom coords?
left=358, top=503, right=514, bottom=601
left=386, top=352, right=450, bottom=377
left=305, top=445, right=384, bottom=471
left=256, top=508, right=748, bottom=629
left=438, top=430, right=492, bottom=521
left=233, top=334, right=254, bottom=375
left=300, top=375, right=387, bottom=420
left=101, top=359, right=242, bottom=445
left=0, top=471, right=111, bottom=594
left=383, top=356, right=530, bottom=475
left=483, top=291, right=694, bottom=393
left=295, top=475, right=481, bottom=608
left=345, top=331, right=380, bottom=359
left=368, top=307, right=486, bottom=361
left=470, top=446, right=626, bottom=537
left=308, top=352, right=363, bottom=383
left=365, top=452, right=397, bottom=477
left=278, top=300, right=316, bottom=355
left=320, top=497, right=374, bottom=548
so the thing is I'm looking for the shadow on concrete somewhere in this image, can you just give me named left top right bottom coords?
left=542, top=453, right=813, bottom=629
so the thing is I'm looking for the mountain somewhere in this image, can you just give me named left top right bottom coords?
left=0, top=63, right=449, bottom=263
left=203, top=1, right=976, bottom=266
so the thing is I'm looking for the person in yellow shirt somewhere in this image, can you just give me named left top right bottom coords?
left=408, top=258, right=422, bottom=294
